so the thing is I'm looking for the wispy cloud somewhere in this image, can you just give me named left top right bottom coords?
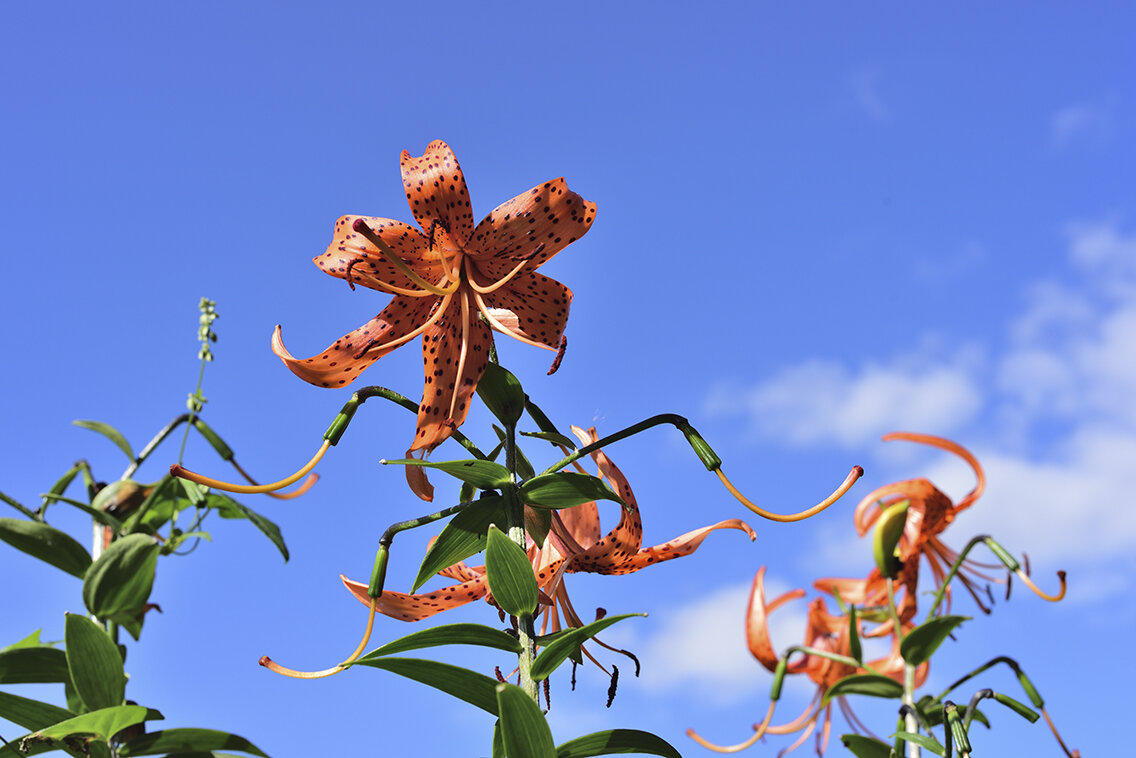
left=1050, top=102, right=1113, bottom=147
left=707, top=221, right=1136, bottom=568
left=850, top=69, right=889, bottom=123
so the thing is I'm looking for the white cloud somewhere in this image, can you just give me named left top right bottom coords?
left=850, top=69, right=889, bottom=122
left=1050, top=103, right=1112, bottom=147
left=708, top=355, right=982, bottom=449
left=711, top=221, right=1136, bottom=568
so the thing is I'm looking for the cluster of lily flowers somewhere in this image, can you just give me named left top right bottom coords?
left=687, top=433, right=1069, bottom=756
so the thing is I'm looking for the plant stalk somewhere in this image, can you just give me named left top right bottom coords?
left=503, top=421, right=538, bottom=702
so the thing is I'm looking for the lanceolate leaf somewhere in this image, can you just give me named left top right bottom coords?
left=532, top=614, right=644, bottom=681
left=0, top=691, right=75, bottom=731
left=839, top=734, right=893, bottom=758
left=0, top=518, right=92, bottom=578
left=477, top=363, right=526, bottom=427
left=0, top=647, right=70, bottom=684
left=520, top=430, right=577, bottom=450
left=358, top=623, right=521, bottom=659
left=519, top=473, right=624, bottom=510
left=485, top=526, right=539, bottom=618
left=496, top=683, right=556, bottom=758
left=204, top=493, right=289, bottom=561
left=822, top=674, right=904, bottom=704
left=119, top=728, right=268, bottom=756
left=900, top=615, right=969, bottom=667
left=82, top=534, right=159, bottom=641
left=73, top=420, right=134, bottom=461
left=354, top=657, right=500, bottom=715
left=0, top=705, right=163, bottom=757
left=893, top=731, right=945, bottom=756
left=382, top=459, right=511, bottom=489
left=413, top=495, right=506, bottom=592
left=555, top=729, right=683, bottom=758
left=64, top=615, right=125, bottom=711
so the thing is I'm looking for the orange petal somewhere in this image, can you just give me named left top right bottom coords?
left=272, top=296, right=437, bottom=388
left=410, top=296, right=493, bottom=451
left=404, top=448, right=435, bottom=502
left=400, top=140, right=476, bottom=246
left=315, top=215, right=446, bottom=293
left=468, top=177, right=596, bottom=280
left=341, top=574, right=488, bottom=623
left=746, top=567, right=806, bottom=671
left=479, top=272, right=572, bottom=351
left=882, top=432, right=986, bottom=512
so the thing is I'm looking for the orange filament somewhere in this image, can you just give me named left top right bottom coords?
left=347, top=264, right=439, bottom=298
left=260, top=597, right=377, bottom=679
left=716, top=466, right=864, bottom=523
left=471, top=289, right=556, bottom=351
left=229, top=460, right=318, bottom=500
left=465, top=255, right=530, bottom=294
left=171, top=440, right=330, bottom=494
left=448, top=289, right=472, bottom=420
left=1042, top=707, right=1080, bottom=757
left=1017, top=569, right=1067, bottom=602
left=686, top=702, right=776, bottom=753
left=349, top=292, right=454, bottom=358
left=353, top=219, right=458, bottom=296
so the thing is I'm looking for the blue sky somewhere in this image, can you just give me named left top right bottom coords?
left=2, top=3, right=1132, bottom=755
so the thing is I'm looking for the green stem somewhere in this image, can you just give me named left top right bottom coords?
left=178, top=360, right=209, bottom=465
left=503, top=420, right=537, bottom=702
left=336, top=386, right=488, bottom=459
left=124, top=414, right=191, bottom=479
left=540, top=413, right=694, bottom=475
left=784, top=645, right=883, bottom=676
left=886, top=578, right=920, bottom=758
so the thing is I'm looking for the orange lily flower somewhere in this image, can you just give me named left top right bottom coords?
left=691, top=568, right=924, bottom=755
left=342, top=427, right=755, bottom=671
left=272, top=140, right=596, bottom=452
left=814, top=432, right=994, bottom=632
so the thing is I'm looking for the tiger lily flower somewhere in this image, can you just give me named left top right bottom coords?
left=272, top=140, right=596, bottom=453
left=342, top=426, right=755, bottom=673
left=814, top=432, right=995, bottom=631
left=689, top=568, right=924, bottom=754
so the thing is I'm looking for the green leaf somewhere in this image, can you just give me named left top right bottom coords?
left=383, top=458, right=512, bottom=489
left=847, top=605, right=862, bottom=664
left=41, top=494, right=125, bottom=530
left=0, top=691, right=76, bottom=731
left=555, top=729, right=683, bottom=758
left=839, top=734, right=893, bottom=758
left=64, top=614, right=125, bottom=711
left=519, top=473, right=624, bottom=510
left=412, top=494, right=506, bottom=592
left=73, top=420, right=135, bottom=461
left=892, top=731, right=945, bottom=755
left=494, top=425, right=536, bottom=480
left=520, top=430, right=577, bottom=450
left=0, top=705, right=163, bottom=757
left=359, top=623, right=521, bottom=659
left=203, top=493, right=288, bottom=561
left=496, top=683, right=556, bottom=758
left=525, top=506, right=552, bottom=548
left=822, top=673, right=904, bottom=705
left=0, top=647, right=70, bottom=684
left=477, top=363, right=526, bottom=426
left=485, top=526, right=539, bottom=618
left=0, top=489, right=38, bottom=519
left=493, top=719, right=506, bottom=758
left=0, top=518, right=92, bottom=578
left=532, top=614, right=644, bottom=681
left=2, top=629, right=45, bottom=652
left=82, top=534, right=159, bottom=641
left=992, top=692, right=1040, bottom=723
left=899, top=616, right=969, bottom=667
left=354, top=657, right=500, bottom=715
left=45, top=464, right=84, bottom=505
left=119, top=728, right=268, bottom=756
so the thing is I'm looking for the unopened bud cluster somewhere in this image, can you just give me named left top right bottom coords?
left=197, top=297, right=219, bottom=361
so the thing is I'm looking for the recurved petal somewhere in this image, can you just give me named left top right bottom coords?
left=315, top=215, right=445, bottom=293
left=410, top=293, right=493, bottom=451
left=746, top=567, right=807, bottom=672
left=468, top=177, right=596, bottom=279
left=479, top=272, right=572, bottom=351
left=577, top=517, right=755, bottom=576
left=341, top=574, right=488, bottom=623
left=400, top=140, right=476, bottom=245
left=271, top=296, right=436, bottom=388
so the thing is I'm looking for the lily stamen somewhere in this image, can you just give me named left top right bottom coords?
left=448, top=289, right=473, bottom=420
left=464, top=254, right=533, bottom=294
left=170, top=440, right=331, bottom=494
left=229, top=459, right=318, bottom=500
left=352, top=219, right=459, bottom=297
left=471, top=289, right=557, bottom=351
left=344, top=258, right=438, bottom=298
left=1016, top=568, right=1067, bottom=602
left=260, top=597, right=377, bottom=679
left=687, top=702, right=776, bottom=753
left=349, top=293, right=454, bottom=359
left=717, top=466, right=864, bottom=523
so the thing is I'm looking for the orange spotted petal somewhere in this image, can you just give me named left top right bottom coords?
left=400, top=140, right=476, bottom=246
left=812, top=576, right=871, bottom=605
left=341, top=574, right=488, bottom=623
left=575, top=517, right=755, bottom=576
left=881, top=432, right=986, bottom=512
left=315, top=215, right=445, bottom=293
left=478, top=272, right=572, bottom=351
left=410, top=294, right=493, bottom=452
left=468, top=177, right=596, bottom=280
left=746, top=567, right=807, bottom=672
left=271, top=296, right=436, bottom=388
